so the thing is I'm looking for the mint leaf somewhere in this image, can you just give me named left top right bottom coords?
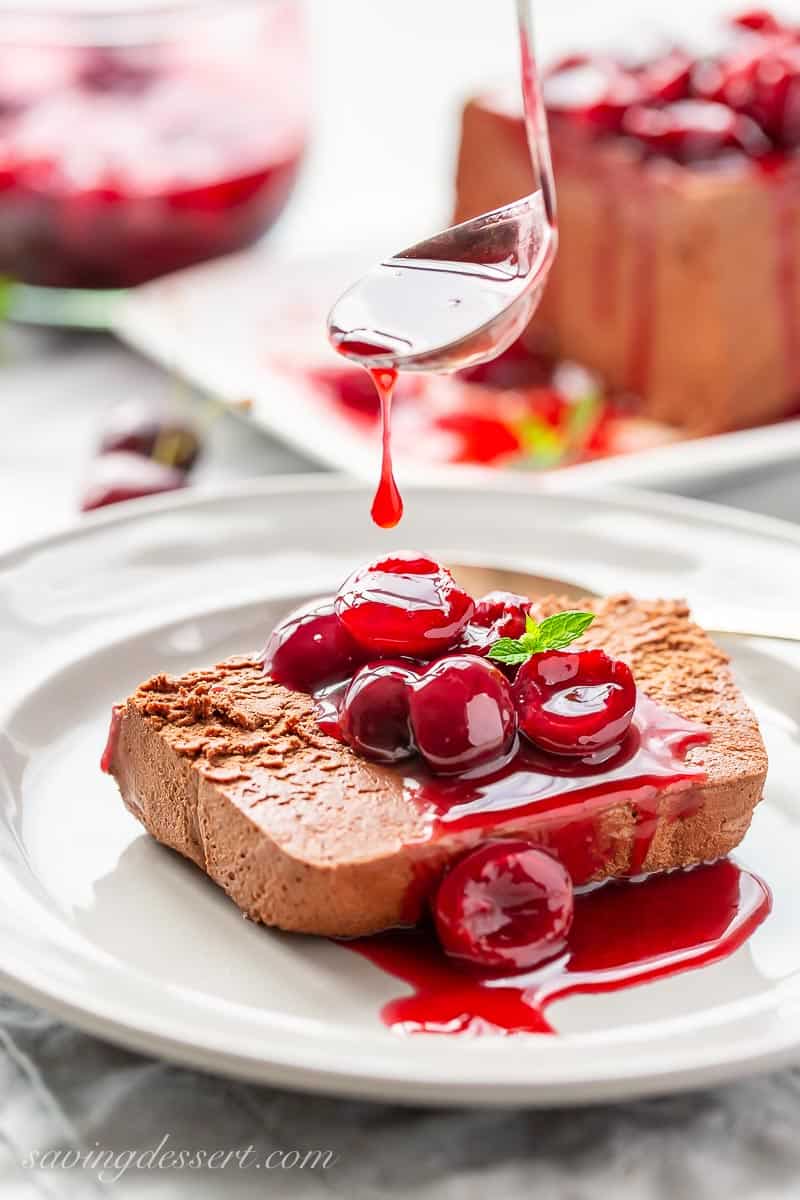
left=535, top=610, right=595, bottom=652
left=516, top=415, right=567, bottom=467
left=487, top=638, right=533, bottom=666
left=488, top=609, right=595, bottom=666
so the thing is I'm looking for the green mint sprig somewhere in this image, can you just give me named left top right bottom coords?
left=488, top=610, right=596, bottom=667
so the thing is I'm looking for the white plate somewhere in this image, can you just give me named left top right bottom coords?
left=2, top=477, right=800, bottom=1106
left=114, top=250, right=800, bottom=494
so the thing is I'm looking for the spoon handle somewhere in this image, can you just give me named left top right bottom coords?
left=516, top=0, right=557, bottom=227
left=698, top=619, right=800, bottom=644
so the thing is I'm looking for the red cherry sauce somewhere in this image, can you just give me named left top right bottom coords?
left=341, top=690, right=773, bottom=1035
left=346, top=859, right=771, bottom=1035
left=333, top=338, right=402, bottom=529
left=410, top=692, right=712, bottom=882
left=100, top=705, right=122, bottom=774
left=369, top=365, right=403, bottom=528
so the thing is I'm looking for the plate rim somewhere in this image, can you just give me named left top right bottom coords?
left=6, top=471, right=800, bottom=567
left=3, top=475, right=800, bottom=1106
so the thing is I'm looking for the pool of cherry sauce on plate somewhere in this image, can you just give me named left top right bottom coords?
left=347, top=860, right=769, bottom=1035
left=260, top=554, right=772, bottom=1036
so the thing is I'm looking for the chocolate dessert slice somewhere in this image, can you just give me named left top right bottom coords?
left=106, top=595, right=767, bottom=938
left=454, top=18, right=800, bottom=434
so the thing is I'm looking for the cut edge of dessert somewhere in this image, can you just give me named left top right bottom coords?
left=103, top=552, right=769, bottom=990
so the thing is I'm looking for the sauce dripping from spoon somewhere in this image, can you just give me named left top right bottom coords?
left=333, top=338, right=402, bottom=529
left=329, top=0, right=556, bottom=527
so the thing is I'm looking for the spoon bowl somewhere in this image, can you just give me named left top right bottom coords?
left=328, top=0, right=556, bottom=376
left=328, top=191, right=556, bottom=374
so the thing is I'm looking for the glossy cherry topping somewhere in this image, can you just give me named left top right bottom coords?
left=99, top=401, right=201, bottom=471
left=335, top=554, right=474, bottom=658
left=513, top=648, right=636, bottom=756
left=473, top=590, right=530, bottom=632
left=409, top=655, right=517, bottom=775
left=262, top=600, right=366, bottom=693
left=340, top=661, right=419, bottom=763
left=456, top=591, right=531, bottom=655
left=732, top=10, right=787, bottom=34
left=80, top=451, right=186, bottom=512
left=433, top=840, right=574, bottom=971
left=545, top=56, right=641, bottom=133
left=621, top=99, right=769, bottom=163
left=638, top=50, right=693, bottom=105
left=546, top=13, right=800, bottom=161
left=697, top=38, right=800, bottom=147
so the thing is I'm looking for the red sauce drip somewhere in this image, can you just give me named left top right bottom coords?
left=100, top=705, right=122, bottom=774
left=344, top=860, right=771, bottom=1036
left=391, top=693, right=710, bottom=886
left=333, top=338, right=403, bottom=529
left=368, top=365, right=403, bottom=529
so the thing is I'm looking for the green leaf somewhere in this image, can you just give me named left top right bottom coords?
left=0, top=275, right=13, bottom=322
left=487, top=638, right=533, bottom=666
left=488, top=609, right=596, bottom=666
left=516, top=416, right=567, bottom=468
left=535, top=610, right=596, bottom=652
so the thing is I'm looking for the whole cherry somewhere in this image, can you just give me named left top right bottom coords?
left=694, top=34, right=800, bottom=147
left=335, top=553, right=474, bottom=658
left=99, top=400, right=202, bottom=471
left=409, top=655, right=517, bottom=775
left=545, top=55, right=642, bottom=133
left=637, top=49, right=693, bottom=105
left=743, top=44, right=800, bottom=145
left=262, top=600, right=366, bottom=693
left=731, top=10, right=788, bottom=34
left=621, top=99, right=769, bottom=163
left=457, top=591, right=531, bottom=655
left=433, top=841, right=574, bottom=971
left=340, top=660, right=419, bottom=763
left=80, top=451, right=186, bottom=512
left=79, top=48, right=158, bottom=94
left=513, top=648, right=636, bottom=756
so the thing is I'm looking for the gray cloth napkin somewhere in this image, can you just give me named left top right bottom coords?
left=2, top=992, right=800, bottom=1200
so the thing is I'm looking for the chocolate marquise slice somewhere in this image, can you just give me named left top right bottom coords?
left=105, top=595, right=767, bottom=937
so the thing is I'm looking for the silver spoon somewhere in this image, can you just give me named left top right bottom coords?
left=449, top=563, right=800, bottom=644
left=327, top=0, right=557, bottom=374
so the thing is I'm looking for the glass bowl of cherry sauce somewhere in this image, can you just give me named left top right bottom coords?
left=0, top=0, right=308, bottom=325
